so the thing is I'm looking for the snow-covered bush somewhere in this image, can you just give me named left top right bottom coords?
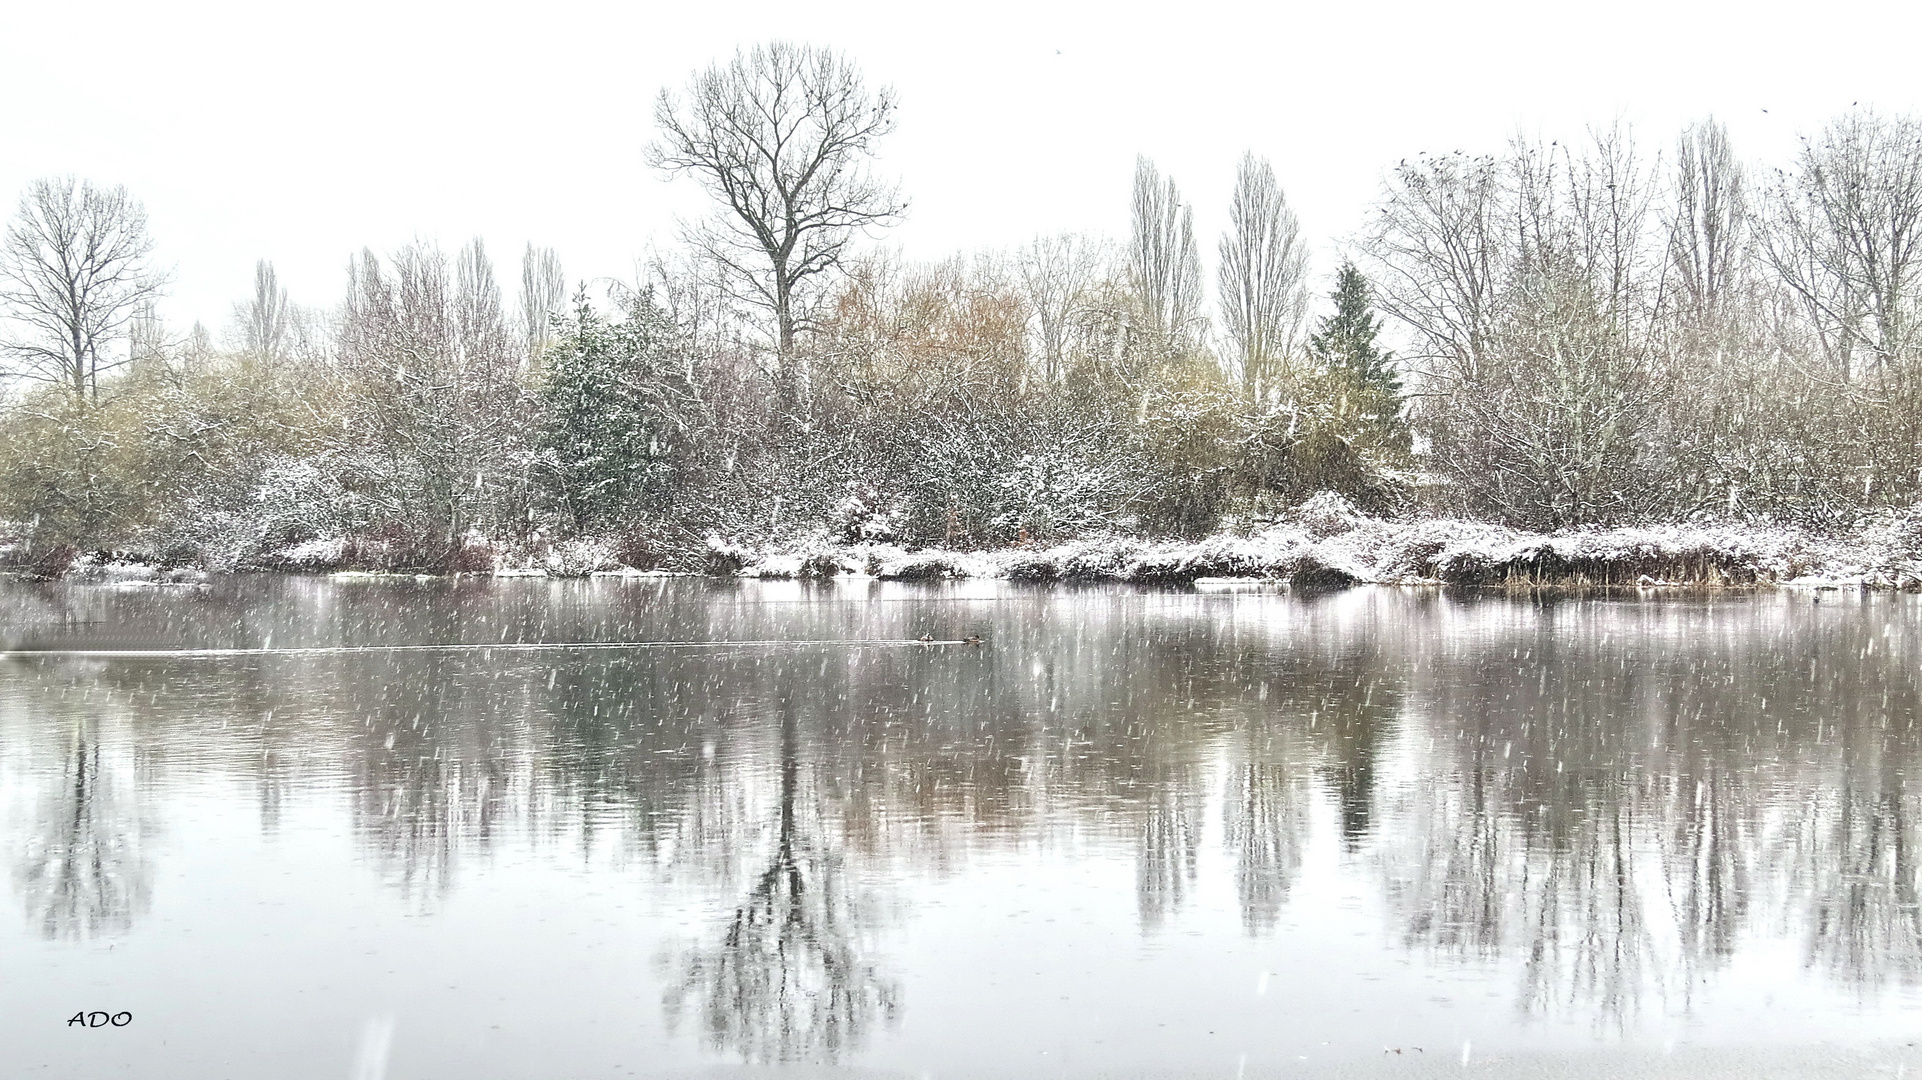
left=703, top=534, right=751, bottom=577
left=186, top=456, right=353, bottom=570
left=990, top=442, right=1141, bottom=543
left=867, top=549, right=968, bottom=580
left=544, top=538, right=620, bottom=577
left=829, top=484, right=903, bottom=544
left=1290, top=491, right=1367, bottom=538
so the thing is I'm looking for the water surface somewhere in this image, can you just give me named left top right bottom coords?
left=5, top=578, right=1922, bottom=1077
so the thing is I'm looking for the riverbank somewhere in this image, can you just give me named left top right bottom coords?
left=10, top=496, right=1922, bottom=590
left=709, top=509, right=1922, bottom=590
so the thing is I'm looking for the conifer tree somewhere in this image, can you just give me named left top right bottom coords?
left=1309, top=262, right=1405, bottom=446
left=536, top=288, right=697, bottom=532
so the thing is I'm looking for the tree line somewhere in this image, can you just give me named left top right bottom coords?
left=3, top=42, right=1920, bottom=570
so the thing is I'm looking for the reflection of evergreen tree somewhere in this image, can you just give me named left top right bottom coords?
left=1318, top=671, right=1395, bottom=852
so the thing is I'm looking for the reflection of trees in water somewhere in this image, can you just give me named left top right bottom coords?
left=1217, top=634, right=1398, bottom=934
left=1377, top=630, right=1701, bottom=1027
left=347, top=657, right=520, bottom=906
left=1789, top=692, right=1922, bottom=990
left=1136, top=762, right=1204, bottom=930
left=257, top=739, right=287, bottom=836
left=13, top=720, right=152, bottom=940
left=655, top=739, right=768, bottom=891
left=1222, top=760, right=1310, bottom=934
left=1312, top=670, right=1397, bottom=851
left=1659, top=739, right=1752, bottom=987
left=1382, top=774, right=1506, bottom=962
left=1653, top=615, right=1922, bottom=998
left=664, top=692, right=900, bottom=1063
left=1377, top=597, right=1922, bottom=1019
left=1516, top=795, right=1659, bottom=1024
left=351, top=753, right=512, bottom=904
left=26, top=586, right=1359, bottom=943
left=1380, top=753, right=1669, bottom=1027
left=24, top=582, right=1922, bottom=1035
left=1797, top=781, right=1922, bottom=988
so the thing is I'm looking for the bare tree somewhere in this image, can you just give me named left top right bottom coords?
left=1363, top=151, right=1505, bottom=384
left=519, top=243, right=566, bottom=363
left=455, top=238, right=512, bottom=367
left=1657, top=121, right=1767, bottom=515
left=648, top=42, right=904, bottom=415
left=1365, top=132, right=1670, bottom=527
left=1130, top=156, right=1203, bottom=343
left=1667, top=120, right=1748, bottom=325
left=234, top=259, right=292, bottom=362
left=1016, top=233, right=1107, bottom=383
left=0, top=177, right=164, bottom=399
left=1764, top=110, right=1922, bottom=380
left=1218, top=153, right=1310, bottom=399
left=335, top=239, right=527, bottom=563
left=1565, top=128, right=1660, bottom=332
left=128, top=299, right=169, bottom=371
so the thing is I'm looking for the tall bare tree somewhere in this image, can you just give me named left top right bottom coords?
left=128, top=299, right=169, bottom=371
left=1667, top=120, right=1748, bottom=325
left=1218, top=152, right=1310, bottom=399
left=1129, top=156, right=1203, bottom=344
left=519, top=243, right=566, bottom=364
left=1365, top=132, right=1670, bottom=528
left=234, top=259, right=292, bottom=362
left=648, top=42, right=904, bottom=415
left=456, top=238, right=512, bottom=367
left=0, top=177, right=164, bottom=399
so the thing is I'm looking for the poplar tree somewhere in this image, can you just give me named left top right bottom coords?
left=1218, top=152, right=1309, bottom=401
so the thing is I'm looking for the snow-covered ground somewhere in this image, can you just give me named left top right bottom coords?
left=671, top=495, right=1922, bottom=590
left=8, top=494, right=1922, bottom=589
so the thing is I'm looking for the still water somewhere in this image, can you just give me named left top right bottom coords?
left=4, top=578, right=1922, bottom=1077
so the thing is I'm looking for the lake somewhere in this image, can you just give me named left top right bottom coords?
left=5, top=578, right=1922, bottom=1078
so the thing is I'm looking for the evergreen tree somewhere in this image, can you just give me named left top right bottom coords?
left=536, top=288, right=698, bottom=532
left=1309, top=262, right=1405, bottom=447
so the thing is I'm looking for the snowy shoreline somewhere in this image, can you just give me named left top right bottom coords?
left=10, top=498, right=1922, bottom=592
left=703, top=511, right=1922, bottom=591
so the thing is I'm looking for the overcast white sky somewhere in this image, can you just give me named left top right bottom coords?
left=3, top=0, right=1919, bottom=335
